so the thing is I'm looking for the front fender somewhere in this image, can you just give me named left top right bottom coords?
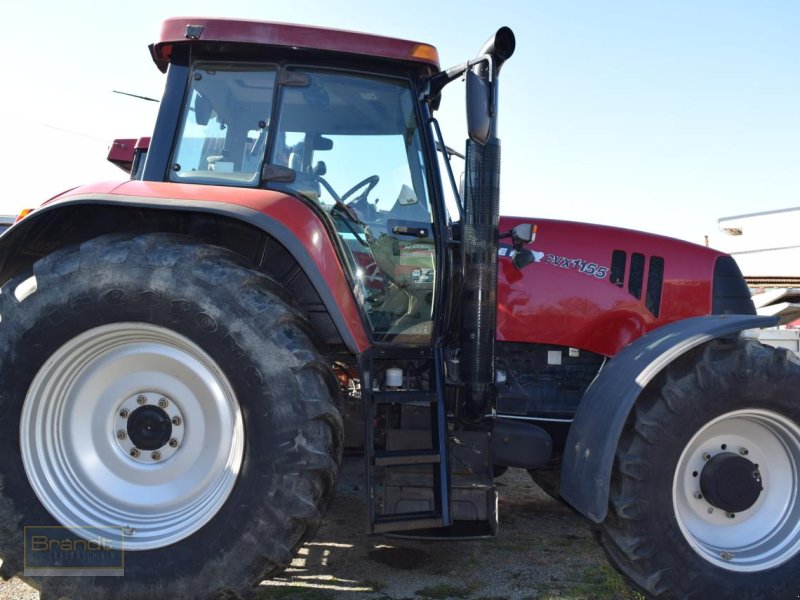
left=0, top=183, right=370, bottom=354
left=559, top=313, right=779, bottom=523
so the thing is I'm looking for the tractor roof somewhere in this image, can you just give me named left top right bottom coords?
left=150, top=17, right=440, bottom=73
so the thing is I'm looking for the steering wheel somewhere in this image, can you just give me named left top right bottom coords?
left=341, top=175, right=380, bottom=223
left=309, top=173, right=343, bottom=204
left=342, top=175, right=380, bottom=204
left=307, top=174, right=380, bottom=205
left=308, top=174, right=372, bottom=246
left=311, top=173, right=381, bottom=221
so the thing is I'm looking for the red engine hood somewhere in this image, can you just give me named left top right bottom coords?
left=496, top=216, right=727, bottom=357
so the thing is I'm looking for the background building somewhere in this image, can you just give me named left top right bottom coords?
left=714, top=207, right=800, bottom=351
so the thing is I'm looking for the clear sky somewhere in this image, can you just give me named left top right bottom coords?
left=2, top=1, right=797, bottom=247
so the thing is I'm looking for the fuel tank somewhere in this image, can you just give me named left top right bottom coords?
left=496, top=216, right=742, bottom=357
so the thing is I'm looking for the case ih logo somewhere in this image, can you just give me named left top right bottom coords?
left=499, top=246, right=608, bottom=279
left=499, top=245, right=545, bottom=263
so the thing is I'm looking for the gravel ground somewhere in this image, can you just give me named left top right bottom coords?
left=257, top=458, right=639, bottom=600
left=0, top=458, right=640, bottom=600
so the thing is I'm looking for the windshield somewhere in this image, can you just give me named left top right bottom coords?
left=170, top=63, right=437, bottom=343
left=267, top=69, right=431, bottom=209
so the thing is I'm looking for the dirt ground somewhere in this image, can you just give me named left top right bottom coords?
left=0, top=458, right=640, bottom=600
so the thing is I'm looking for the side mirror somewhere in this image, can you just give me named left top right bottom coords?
left=466, top=27, right=515, bottom=145
left=466, top=70, right=491, bottom=145
left=511, top=223, right=535, bottom=249
left=509, top=223, right=537, bottom=271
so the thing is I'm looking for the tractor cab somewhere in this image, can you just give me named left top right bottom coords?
left=173, top=63, right=438, bottom=342
left=149, top=23, right=444, bottom=344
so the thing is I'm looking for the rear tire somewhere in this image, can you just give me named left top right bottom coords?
left=599, top=339, right=800, bottom=599
left=0, top=233, right=343, bottom=599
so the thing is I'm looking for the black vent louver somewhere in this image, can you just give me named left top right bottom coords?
left=646, top=256, right=664, bottom=317
left=609, top=250, right=664, bottom=317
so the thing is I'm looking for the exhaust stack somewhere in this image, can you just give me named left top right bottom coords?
left=460, top=28, right=515, bottom=420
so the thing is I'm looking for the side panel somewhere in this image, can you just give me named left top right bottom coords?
left=0, top=180, right=370, bottom=353
left=496, top=216, right=729, bottom=357
left=559, top=314, right=778, bottom=523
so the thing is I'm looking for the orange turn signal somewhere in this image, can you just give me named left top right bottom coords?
left=14, top=208, right=34, bottom=224
left=408, top=43, right=439, bottom=66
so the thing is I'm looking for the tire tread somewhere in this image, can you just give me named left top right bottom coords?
left=0, top=233, right=343, bottom=600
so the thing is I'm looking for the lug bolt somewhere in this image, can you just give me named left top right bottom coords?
left=116, top=430, right=127, bottom=440
left=130, top=448, right=141, bottom=458
left=158, top=398, right=169, bottom=408
left=168, top=438, right=178, bottom=448
left=137, top=395, right=147, bottom=405
left=739, top=447, right=749, bottom=456
left=727, top=512, right=736, bottom=519
left=720, top=551, right=733, bottom=561
left=707, top=507, right=714, bottom=514
left=151, top=451, right=161, bottom=461
left=703, top=452, right=712, bottom=461
left=694, top=491, right=703, bottom=500
left=172, top=416, right=182, bottom=426
left=119, top=409, right=129, bottom=419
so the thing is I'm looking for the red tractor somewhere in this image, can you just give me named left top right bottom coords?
left=0, top=17, right=797, bottom=599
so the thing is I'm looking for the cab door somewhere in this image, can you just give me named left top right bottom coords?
left=266, top=67, right=439, bottom=343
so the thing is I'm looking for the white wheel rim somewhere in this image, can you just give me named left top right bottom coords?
left=20, top=323, right=245, bottom=550
left=673, top=409, right=800, bottom=571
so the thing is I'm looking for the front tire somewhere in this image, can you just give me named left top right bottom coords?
left=0, top=234, right=343, bottom=599
left=599, top=338, right=800, bottom=599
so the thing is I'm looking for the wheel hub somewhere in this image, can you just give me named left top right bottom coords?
left=127, top=405, right=172, bottom=451
left=114, top=392, right=185, bottom=463
left=700, top=452, right=763, bottom=513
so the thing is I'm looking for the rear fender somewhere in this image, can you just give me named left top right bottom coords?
left=559, top=314, right=779, bottom=522
left=0, top=193, right=370, bottom=354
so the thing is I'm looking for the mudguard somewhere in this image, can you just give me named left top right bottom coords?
left=0, top=185, right=371, bottom=354
left=559, top=313, right=779, bottom=523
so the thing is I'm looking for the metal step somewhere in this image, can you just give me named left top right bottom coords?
left=372, top=390, right=437, bottom=406
left=373, top=511, right=444, bottom=533
left=374, top=449, right=440, bottom=467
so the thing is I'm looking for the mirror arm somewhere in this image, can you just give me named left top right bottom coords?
left=427, top=54, right=493, bottom=101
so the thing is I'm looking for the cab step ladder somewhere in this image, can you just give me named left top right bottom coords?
left=362, top=346, right=451, bottom=533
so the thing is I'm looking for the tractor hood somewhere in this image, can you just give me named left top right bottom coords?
left=495, top=215, right=752, bottom=357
